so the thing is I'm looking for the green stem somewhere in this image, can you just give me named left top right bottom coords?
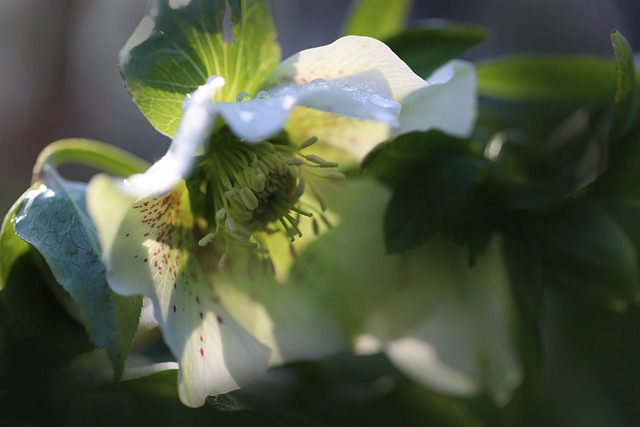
left=32, top=138, right=150, bottom=183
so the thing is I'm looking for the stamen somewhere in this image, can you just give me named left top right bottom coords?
left=302, top=154, right=340, bottom=168
left=197, top=130, right=344, bottom=272
left=325, top=172, right=346, bottom=182
left=198, top=232, right=216, bottom=247
left=218, top=252, right=229, bottom=269
left=299, top=136, right=318, bottom=150
left=238, top=187, right=259, bottom=210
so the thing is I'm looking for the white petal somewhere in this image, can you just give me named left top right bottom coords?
left=293, top=71, right=400, bottom=125
left=394, top=60, right=477, bottom=138
left=283, top=107, right=392, bottom=163
left=281, top=178, right=396, bottom=341
left=385, top=300, right=481, bottom=397
left=376, top=238, right=522, bottom=405
left=125, top=76, right=225, bottom=197
left=214, top=263, right=345, bottom=366
left=87, top=175, right=270, bottom=407
left=213, top=95, right=296, bottom=141
left=213, top=71, right=400, bottom=143
left=266, top=35, right=426, bottom=100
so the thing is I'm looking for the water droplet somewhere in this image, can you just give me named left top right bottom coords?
left=256, top=90, right=269, bottom=99
left=308, top=78, right=329, bottom=89
left=236, top=91, right=251, bottom=102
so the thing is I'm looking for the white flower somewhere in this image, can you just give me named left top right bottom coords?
left=87, top=35, right=477, bottom=407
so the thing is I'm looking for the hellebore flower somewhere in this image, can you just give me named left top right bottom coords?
left=87, top=35, right=476, bottom=407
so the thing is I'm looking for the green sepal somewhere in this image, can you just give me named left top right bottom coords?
left=385, top=21, right=489, bottom=78
left=12, top=167, right=142, bottom=379
left=120, top=0, right=281, bottom=137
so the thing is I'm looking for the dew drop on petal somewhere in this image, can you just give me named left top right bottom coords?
left=308, top=78, right=329, bottom=89
left=256, top=90, right=269, bottom=100
left=236, top=91, right=251, bottom=102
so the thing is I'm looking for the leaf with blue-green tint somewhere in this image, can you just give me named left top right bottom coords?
left=477, top=56, right=616, bottom=102
left=120, top=0, right=281, bottom=137
left=385, top=21, right=489, bottom=78
left=13, top=167, right=141, bottom=379
left=343, top=0, right=411, bottom=40
left=609, top=30, right=639, bottom=141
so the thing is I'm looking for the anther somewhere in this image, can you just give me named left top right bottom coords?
left=198, top=232, right=216, bottom=247
left=303, top=154, right=339, bottom=168
left=325, top=172, right=346, bottom=181
left=286, top=158, right=305, bottom=166
left=238, top=187, right=259, bottom=210
left=299, top=136, right=318, bottom=150
left=225, top=217, right=237, bottom=232
left=218, top=252, right=229, bottom=269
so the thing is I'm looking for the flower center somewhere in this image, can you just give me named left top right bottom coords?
left=194, top=128, right=343, bottom=268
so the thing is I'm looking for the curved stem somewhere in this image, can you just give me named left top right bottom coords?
left=32, top=138, right=150, bottom=183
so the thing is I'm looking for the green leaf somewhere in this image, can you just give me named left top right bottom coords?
left=384, top=149, right=484, bottom=253
left=609, top=30, right=639, bottom=141
left=0, top=249, right=94, bottom=425
left=363, top=130, right=482, bottom=186
left=120, top=0, right=281, bottom=137
left=488, top=107, right=610, bottom=209
left=591, top=31, right=640, bottom=199
left=531, top=202, right=639, bottom=310
left=343, top=0, right=411, bottom=40
left=0, top=194, right=31, bottom=291
left=384, top=21, right=489, bottom=78
left=12, top=167, right=141, bottom=378
left=477, top=56, right=616, bottom=102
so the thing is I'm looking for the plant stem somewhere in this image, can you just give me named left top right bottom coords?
left=32, top=138, right=149, bottom=183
